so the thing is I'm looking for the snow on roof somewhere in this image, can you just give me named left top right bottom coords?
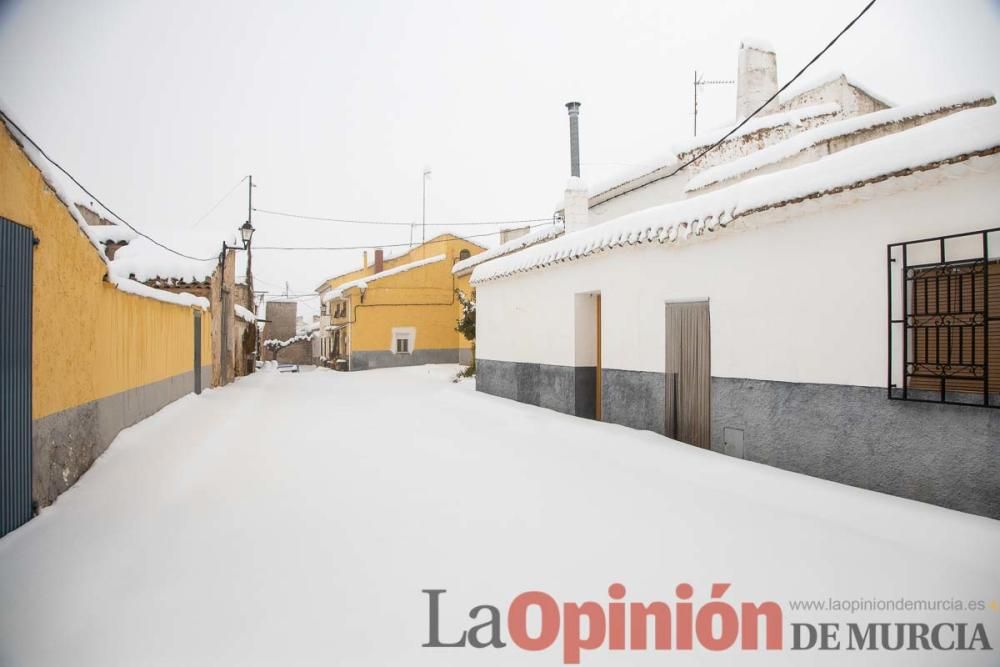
left=108, top=237, right=217, bottom=284
left=321, top=253, right=447, bottom=302
left=687, top=90, right=996, bottom=192
left=740, top=37, right=775, bottom=53
left=671, top=102, right=841, bottom=155
left=2, top=103, right=218, bottom=310
left=83, top=223, right=139, bottom=245
left=452, top=223, right=564, bottom=274
left=471, top=105, right=1000, bottom=284
left=235, top=304, right=256, bottom=323
left=778, top=71, right=894, bottom=107
left=588, top=103, right=841, bottom=201
left=263, top=332, right=315, bottom=349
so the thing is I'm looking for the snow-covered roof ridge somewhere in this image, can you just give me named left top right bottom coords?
left=452, top=224, right=564, bottom=274
left=83, top=223, right=139, bottom=245
left=263, top=332, right=315, bottom=349
left=687, top=90, right=997, bottom=192
left=321, top=253, right=447, bottom=302
left=471, top=105, right=1000, bottom=284
left=779, top=70, right=893, bottom=107
left=109, top=276, right=210, bottom=309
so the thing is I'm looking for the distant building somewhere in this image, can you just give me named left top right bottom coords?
left=315, top=234, right=484, bottom=370
left=471, top=41, right=1000, bottom=518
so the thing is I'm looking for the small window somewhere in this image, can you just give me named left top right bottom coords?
left=396, top=337, right=409, bottom=353
left=458, top=249, right=471, bottom=261
left=391, top=326, right=415, bottom=354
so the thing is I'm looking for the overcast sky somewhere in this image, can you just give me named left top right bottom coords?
left=1, top=0, right=999, bottom=317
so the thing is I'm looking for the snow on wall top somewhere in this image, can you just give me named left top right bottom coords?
left=321, top=254, right=447, bottom=302
left=687, top=90, right=997, bottom=191
left=586, top=150, right=679, bottom=200
left=778, top=71, right=894, bottom=107
left=471, top=105, right=1000, bottom=284
left=108, top=237, right=218, bottom=284
left=740, top=37, right=775, bottom=53
left=452, top=224, right=564, bottom=274
left=235, top=304, right=256, bottom=323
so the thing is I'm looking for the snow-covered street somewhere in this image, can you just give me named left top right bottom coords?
left=1, top=365, right=998, bottom=666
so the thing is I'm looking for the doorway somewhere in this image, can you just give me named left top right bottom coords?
left=665, top=301, right=711, bottom=447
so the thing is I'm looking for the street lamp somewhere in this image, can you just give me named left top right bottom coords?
left=240, top=219, right=255, bottom=249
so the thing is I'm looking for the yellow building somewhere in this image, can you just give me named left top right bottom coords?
left=315, top=234, right=483, bottom=370
left=1, top=112, right=215, bottom=533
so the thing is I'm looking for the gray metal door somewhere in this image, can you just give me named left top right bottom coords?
left=1, top=216, right=33, bottom=537
left=665, top=301, right=711, bottom=448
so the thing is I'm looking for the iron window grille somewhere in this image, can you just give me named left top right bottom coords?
left=887, top=227, right=999, bottom=408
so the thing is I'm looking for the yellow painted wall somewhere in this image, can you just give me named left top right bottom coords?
left=0, top=124, right=212, bottom=420
left=337, top=236, right=481, bottom=354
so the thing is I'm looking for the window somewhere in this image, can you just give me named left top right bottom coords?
left=391, top=327, right=415, bottom=355
left=458, top=249, right=471, bottom=261
left=888, top=228, right=999, bottom=407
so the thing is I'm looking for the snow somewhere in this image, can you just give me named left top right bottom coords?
left=472, top=105, right=1000, bottom=283
left=234, top=304, right=256, bottom=323
left=0, top=366, right=996, bottom=665
left=108, top=276, right=210, bottom=310
left=778, top=70, right=894, bottom=107
left=671, top=102, right=841, bottom=156
left=740, top=37, right=774, bottom=52
left=83, top=223, right=139, bottom=245
left=108, top=237, right=218, bottom=284
left=687, top=90, right=997, bottom=191
left=321, top=253, right=447, bottom=302
left=587, top=149, right=679, bottom=198
left=262, top=332, right=315, bottom=349
left=565, top=175, right=588, bottom=193
left=589, top=104, right=841, bottom=199
left=452, top=223, right=564, bottom=274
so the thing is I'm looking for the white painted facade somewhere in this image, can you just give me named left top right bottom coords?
left=477, top=159, right=1000, bottom=387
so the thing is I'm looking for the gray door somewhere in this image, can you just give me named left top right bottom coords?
left=1, top=216, right=33, bottom=537
left=665, top=301, right=711, bottom=448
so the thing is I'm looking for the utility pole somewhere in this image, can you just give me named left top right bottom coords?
left=693, top=70, right=734, bottom=136
left=246, top=175, right=254, bottom=311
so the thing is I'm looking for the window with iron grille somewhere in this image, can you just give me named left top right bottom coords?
left=887, top=227, right=999, bottom=407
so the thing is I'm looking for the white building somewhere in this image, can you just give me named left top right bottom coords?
left=471, top=42, right=1000, bottom=518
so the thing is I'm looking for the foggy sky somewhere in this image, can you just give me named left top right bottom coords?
left=1, top=0, right=998, bottom=316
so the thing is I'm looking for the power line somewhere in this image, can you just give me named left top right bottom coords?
left=252, top=223, right=554, bottom=251
left=253, top=207, right=554, bottom=228
left=191, top=175, right=249, bottom=227
left=0, top=109, right=217, bottom=262
left=651, top=0, right=879, bottom=188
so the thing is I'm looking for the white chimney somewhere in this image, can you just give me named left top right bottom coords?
left=563, top=177, right=589, bottom=233
left=736, top=39, right=779, bottom=119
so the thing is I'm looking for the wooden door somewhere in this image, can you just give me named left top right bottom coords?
left=665, top=301, right=711, bottom=447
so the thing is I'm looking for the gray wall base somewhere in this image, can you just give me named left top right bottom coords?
left=712, top=377, right=1000, bottom=519
left=350, top=348, right=460, bottom=371
left=476, top=359, right=1000, bottom=519
left=31, top=365, right=211, bottom=510
left=458, top=348, right=473, bottom=366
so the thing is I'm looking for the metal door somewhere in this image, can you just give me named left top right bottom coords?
left=1, top=216, right=33, bottom=537
left=665, top=301, right=711, bottom=447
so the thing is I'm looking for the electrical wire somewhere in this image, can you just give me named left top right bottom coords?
left=252, top=223, right=554, bottom=251
left=0, top=109, right=218, bottom=262
left=253, top=207, right=554, bottom=227
left=191, top=175, right=249, bottom=227
left=635, top=0, right=879, bottom=192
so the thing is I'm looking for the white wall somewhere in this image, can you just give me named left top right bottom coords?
left=477, top=161, right=1000, bottom=388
